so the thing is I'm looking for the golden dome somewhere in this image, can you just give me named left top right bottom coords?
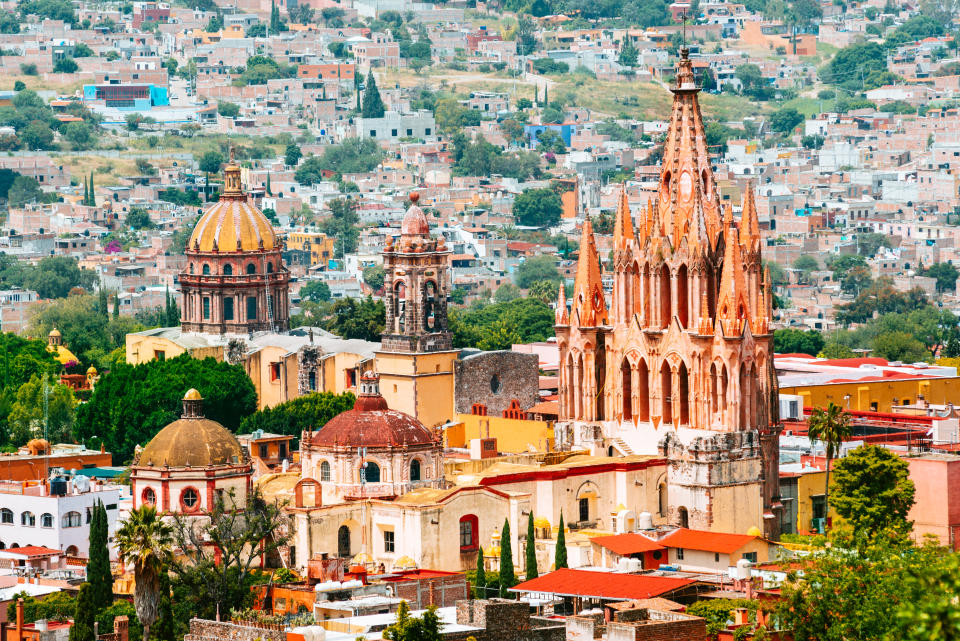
left=188, top=197, right=276, bottom=253
left=48, top=328, right=61, bottom=338
left=183, top=388, right=202, bottom=401
left=746, top=526, right=762, bottom=537
left=86, top=365, right=98, bottom=376
left=137, top=417, right=245, bottom=468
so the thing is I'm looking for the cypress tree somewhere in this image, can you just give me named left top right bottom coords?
left=97, top=288, right=108, bottom=319
left=88, top=172, right=95, bottom=206
left=525, top=512, right=538, bottom=580
left=69, top=583, right=96, bottom=641
left=543, top=84, right=549, bottom=108
left=474, top=546, right=486, bottom=598
left=82, top=176, right=89, bottom=205
left=266, top=173, right=272, bottom=196
left=555, top=512, right=568, bottom=569
left=155, top=571, right=174, bottom=641
left=361, top=70, right=385, bottom=118
left=112, top=293, right=120, bottom=319
left=534, top=84, right=539, bottom=105
left=499, top=519, right=515, bottom=598
left=87, top=501, right=113, bottom=612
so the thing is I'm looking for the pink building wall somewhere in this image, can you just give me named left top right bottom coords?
left=907, top=455, right=960, bottom=550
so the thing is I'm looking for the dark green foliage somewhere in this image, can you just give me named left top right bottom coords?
left=555, top=512, right=567, bottom=569
left=513, top=188, right=563, bottom=227
left=8, top=590, right=77, bottom=622
left=152, top=572, right=173, bottom=641
left=525, top=512, right=538, bottom=580
left=687, top=598, right=759, bottom=638
left=126, top=207, right=154, bottom=230
left=474, top=547, right=486, bottom=597
left=450, top=134, right=542, bottom=181
left=300, top=280, right=331, bottom=302
left=918, top=262, right=959, bottom=293
left=159, top=188, right=202, bottom=208
left=324, top=297, right=385, bottom=341
left=383, top=601, right=443, bottom=641
left=285, top=142, right=302, bottom=167
left=321, top=198, right=360, bottom=258
left=216, top=101, right=239, bottom=118
left=831, top=445, right=916, bottom=538
left=770, top=107, right=804, bottom=133
left=69, top=584, right=96, bottom=641
left=0, top=255, right=97, bottom=299
left=239, top=391, right=355, bottom=441
left=449, top=299, right=554, bottom=350
left=18, top=0, right=78, bottom=25
left=499, top=519, right=515, bottom=598
left=516, top=255, right=562, bottom=289
left=773, top=328, right=825, bottom=356
left=361, top=71, right=385, bottom=118
left=532, top=58, right=568, bottom=75
left=835, top=278, right=928, bottom=325
left=53, top=57, right=78, bottom=73
left=74, top=354, right=257, bottom=464
left=97, top=600, right=143, bottom=641
left=294, top=138, right=384, bottom=184
left=823, top=42, right=886, bottom=89
left=88, top=501, right=113, bottom=612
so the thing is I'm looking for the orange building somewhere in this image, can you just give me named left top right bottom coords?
left=740, top=21, right=816, bottom=56
left=554, top=49, right=781, bottom=538
left=0, top=441, right=112, bottom=482
left=297, top=63, right=355, bottom=82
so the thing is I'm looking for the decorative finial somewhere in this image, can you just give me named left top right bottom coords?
left=229, top=146, right=235, bottom=164
left=409, top=191, right=420, bottom=204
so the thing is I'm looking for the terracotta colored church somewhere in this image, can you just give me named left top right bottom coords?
left=555, top=50, right=782, bottom=538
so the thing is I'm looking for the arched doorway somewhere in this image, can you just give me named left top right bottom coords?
left=677, top=507, right=689, bottom=529
left=337, top=525, right=351, bottom=558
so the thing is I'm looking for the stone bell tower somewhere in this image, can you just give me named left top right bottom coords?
left=375, top=193, right=458, bottom=429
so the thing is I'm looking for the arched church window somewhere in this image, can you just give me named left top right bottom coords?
left=394, top=281, right=407, bottom=333
left=224, top=297, right=234, bottom=321
left=267, top=262, right=273, bottom=273
left=410, top=459, right=421, bottom=482
left=246, top=263, right=256, bottom=274
left=362, top=461, right=380, bottom=483
left=223, top=264, right=233, bottom=275
left=320, top=461, right=331, bottom=481
left=202, top=264, right=210, bottom=275
left=424, top=281, right=437, bottom=330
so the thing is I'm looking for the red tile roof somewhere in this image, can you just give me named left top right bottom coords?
left=511, top=568, right=694, bottom=600
left=2, top=546, right=61, bottom=558
left=658, top=528, right=759, bottom=554
left=591, top=533, right=665, bottom=556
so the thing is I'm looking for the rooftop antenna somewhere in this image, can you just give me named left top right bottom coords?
left=681, top=11, right=687, bottom=51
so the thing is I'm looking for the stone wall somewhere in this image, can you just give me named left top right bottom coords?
left=454, top=351, right=539, bottom=417
left=393, top=575, right=468, bottom=609
left=607, top=611, right=707, bottom=641
left=454, top=599, right=564, bottom=641
left=184, top=619, right=286, bottom=641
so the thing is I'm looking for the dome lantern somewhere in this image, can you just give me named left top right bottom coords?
left=182, top=388, right=204, bottom=418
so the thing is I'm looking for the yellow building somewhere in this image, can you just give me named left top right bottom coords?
left=776, top=355, right=960, bottom=414
left=283, top=230, right=336, bottom=269
left=780, top=464, right=840, bottom=535
left=46, top=329, right=78, bottom=365
left=376, top=350, right=457, bottom=430
left=447, top=414, right=554, bottom=453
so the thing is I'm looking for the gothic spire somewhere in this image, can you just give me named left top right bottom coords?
left=556, top=282, right=569, bottom=325
left=614, top=185, right=634, bottom=249
left=741, top=182, right=760, bottom=253
left=571, top=219, right=608, bottom=327
left=716, top=204, right=748, bottom=335
left=654, top=47, right=721, bottom=249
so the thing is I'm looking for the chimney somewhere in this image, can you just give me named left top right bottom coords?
left=734, top=607, right=750, bottom=626
left=16, top=598, right=23, bottom=633
left=114, top=616, right=129, bottom=641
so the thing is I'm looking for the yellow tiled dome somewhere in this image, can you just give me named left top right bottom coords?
left=188, top=163, right=276, bottom=252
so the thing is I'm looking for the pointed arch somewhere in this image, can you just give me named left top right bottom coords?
left=660, top=360, right=673, bottom=424
left=621, top=357, right=632, bottom=421
left=739, top=364, right=750, bottom=429
left=710, top=362, right=718, bottom=416
left=659, top=265, right=671, bottom=329
left=720, top=364, right=729, bottom=420
left=631, top=261, right=642, bottom=320
left=595, top=348, right=606, bottom=421
left=678, top=361, right=689, bottom=426
left=677, top=264, right=689, bottom=329
left=638, top=358, right=650, bottom=422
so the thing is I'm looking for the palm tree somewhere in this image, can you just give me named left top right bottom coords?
left=114, top=506, right=173, bottom=641
left=807, top=402, right=853, bottom=521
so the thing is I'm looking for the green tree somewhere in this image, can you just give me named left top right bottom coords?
left=687, top=599, right=759, bottom=639
left=831, top=445, right=916, bottom=539
left=516, top=255, right=562, bottom=289
left=735, top=63, right=762, bottom=91
left=363, top=264, right=385, bottom=292
left=525, top=512, right=538, bottom=580
left=919, top=262, right=960, bottom=293
left=126, top=207, right=154, bottom=230
left=198, top=151, right=224, bottom=199
left=321, top=198, right=360, bottom=257
left=239, top=391, right=355, bottom=440
left=362, top=70, right=385, bottom=118
left=873, top=330, right=930, bottom=363
left=555, top=512, right=567, bottom=569
left=528, top=280, right=558, bottom=304
left=494, top=283, right=521, bottom=303
left=88, top=501, right=113, bottom=612
left=324, top=297, right=385, bottom=341
left=449, top=299, right=554, bottom=349
left=114, top=506, right=173, bottom=641
left=270, top=0, right=281, bottom=31
left=62, top=121, right=94, bottom=150
left=383, top=601, right=443, bottom=641
left=170, top=489, right=290, bottom=626
left=807, top=402, right=853, bottom=517
left=285, top=142, right=302, bottom=167
left=618, top=40, right=638, bottom=67
left=216, top=101, right=239, bottom=117
left=771, top=106, right=804, bottom=133
left=96, top=600, right=144, bottom=641
left=53, top=57, right=78, bottom=73
left=857, top=232, right=891, bottom=258
left=68, top=584, right=96, bottom=641
left=301, top=280, right=332, bottom=302
left=74, top=354, right=258, bottom=464
left=7, top=375, right=76, bottom=445
left=841, top=264, right=873, bottom=296
left=19, top=123, right=54, bottom=150
left=474, top=545, right=486, bottom=598
left=773, top=328, right=825, bottom=356
left=793, top=255, right=819, bottom=284
left=7, top=591, right=76, bottom=623
left=499, top=519, right=515, bottom=598
left=513, top=188, right=563, bottom=227
left=8, top=175, right=44, bottom=206
left=295, top=138, right=384, bottom=183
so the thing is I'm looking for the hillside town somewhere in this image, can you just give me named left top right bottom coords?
left=0, top=0, right=957, bottom=639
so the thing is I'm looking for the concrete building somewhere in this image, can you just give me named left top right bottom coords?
left=356, top=110, right=437, bottom=142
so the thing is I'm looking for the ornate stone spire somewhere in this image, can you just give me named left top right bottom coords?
left=614, top=186, right=634, bottom=249
left=571, top=219, right=608, bottom=327
left=716, top=204, right=749, bottom=336
left=556, top=282, right=569, bottom=325
left=741, top=182, right=760, bottom=253
left=654, top=47, right=721, bottom=249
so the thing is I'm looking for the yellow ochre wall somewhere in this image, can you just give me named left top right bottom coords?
left=447, top=414, right=554, bottom=453
left=795, top=470, right=840, bottom=534
left=376, top=350, right=457, bottom=429
left=779, top=378, right=960, bottom=414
